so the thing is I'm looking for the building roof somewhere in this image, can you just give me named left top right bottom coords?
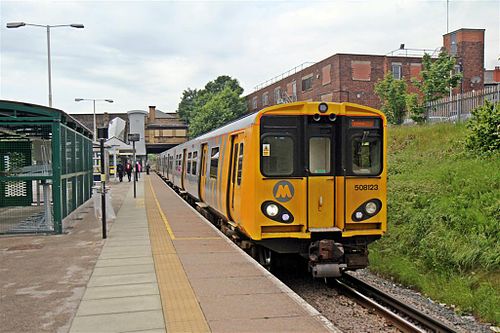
left=154, top=109, right=179, bottom=119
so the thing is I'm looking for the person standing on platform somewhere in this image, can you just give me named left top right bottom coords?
left=136, top=161, right=141, bottom=179
left=117, top=163, right=124, bottom=182
left=125, top=161, right=132, bottom=182
left=146, top=163, right=150, bottom=175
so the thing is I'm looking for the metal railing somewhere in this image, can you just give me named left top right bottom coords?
left=253, top=62, right=316, bottom=91
left=426, top=85, right=500, bottom=122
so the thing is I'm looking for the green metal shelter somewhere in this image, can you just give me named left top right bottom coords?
left=0, top=100, right=93, bottom=234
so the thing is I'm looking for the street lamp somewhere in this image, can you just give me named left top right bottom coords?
left=6, top=22, right=84, bottom=107
left=75, top=98, right=114, bottom=141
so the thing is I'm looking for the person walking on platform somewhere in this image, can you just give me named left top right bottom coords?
left=117, top=163, right=124, bottom=182
left=136, top=161, right=142, bottom=179
left=146, top=163, right=150, bottom=175
left=125, top=161, right=132, bottom=182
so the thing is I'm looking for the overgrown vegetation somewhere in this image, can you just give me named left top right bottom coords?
left=374, top=51, right=461, bottom=124
left=465, top=101, right=500, bottom=156
left=177, top=75, right=247, bottom=137
left=370, top=122, right=500, bottom=324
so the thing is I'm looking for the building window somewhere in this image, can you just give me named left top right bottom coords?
left=274, top=87, right=281, bottom=103
left=351, top=61, right=371, bottom=81
left=391, top=63, right=402, bottom=80
left=322, top=64, right=331, bottom=85
left=210, top=147, right=219, bottom=179
left=252, top=96, right=258, bottom=110
left=262, top=92, right=269, bottom=106
left=450, top=32, right=457, bottom=56
left=292, top=81, right=297, bottom=100
left=302, top=74, right=313, bottom=91
left=410, top=63, right=422, bottom=79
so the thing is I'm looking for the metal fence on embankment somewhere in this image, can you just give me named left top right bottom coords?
left=424, top=85, right=500, bottom=123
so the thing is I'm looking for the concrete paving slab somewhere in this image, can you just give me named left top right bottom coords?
left=104, top=239, right=152, bottom=247
left=173, top=239, right=234, bottom=253
left=198, top=293, right=310, bottom=321
left=182, top=260, right=265, bottom=279
left=189, top=276, right=283, bottom=296
left=92, top=263, right=155, bottom=276
left=83, top=283, right=159, bottom=300
left=178, top=251, right=253, bottom=265
left=99, top=245, right=152, bottom=254
left=70, top=310, right=164, bottom=332
left=98, top=249, right=152, bottom=259
left=87, top=272, right=157, bottom=287
left=76, top=295, right=161, bottom=316
left=208, top=316, right=330, bottom=333
left=95, top=256, right=154, bottom=268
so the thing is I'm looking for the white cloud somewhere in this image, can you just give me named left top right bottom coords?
left=1, top=0, right=498, bottom=114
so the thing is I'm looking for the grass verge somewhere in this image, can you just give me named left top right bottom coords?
left=369, top=122, right=500, bottom=324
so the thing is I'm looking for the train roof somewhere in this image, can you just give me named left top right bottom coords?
left=161, top=102, right=384, bottom=155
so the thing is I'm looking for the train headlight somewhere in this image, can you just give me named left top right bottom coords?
left=266, top=203, right=279, bottom=217
left=318, top=102, right=328, bottom=113
left=282, top=213, right=290, bottom=222
left=365, top=201, right=378, bottom=215
left=355, top=212, right=363, bottom=220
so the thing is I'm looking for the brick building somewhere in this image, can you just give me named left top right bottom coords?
left=246, top=28, right=486, bottom=112
left=71, top=106, right=188, bottom=154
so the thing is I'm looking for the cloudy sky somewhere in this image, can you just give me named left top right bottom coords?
left=1, top=0, right=499, bottom=115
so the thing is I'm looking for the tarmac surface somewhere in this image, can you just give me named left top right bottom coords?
left=0, top=178, right=130, bottom=333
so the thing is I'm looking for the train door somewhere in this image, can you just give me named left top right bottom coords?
left=228, top=133, right=244, bottom=222
left=199, top=143, right=208, bottom=201
left=181, top=149, right=187, bottom=189
left=307, top=123, right=335, bottom=230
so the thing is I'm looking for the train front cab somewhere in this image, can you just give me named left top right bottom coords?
left=250, top=102, right=387, bottom=277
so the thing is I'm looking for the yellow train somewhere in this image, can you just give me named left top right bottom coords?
left=158, top=102, right=387, bottom=278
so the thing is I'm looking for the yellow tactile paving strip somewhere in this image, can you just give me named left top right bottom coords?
left=145, top=177, right=211, bottom=333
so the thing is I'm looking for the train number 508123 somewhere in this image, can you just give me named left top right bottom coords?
left=354, top=184, right=378, bottom=191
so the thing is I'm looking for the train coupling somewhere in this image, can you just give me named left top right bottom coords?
left=308, top=240, right=347, bottom=278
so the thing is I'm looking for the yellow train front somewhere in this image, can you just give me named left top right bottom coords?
left=159, top=101, right=387, bottom=278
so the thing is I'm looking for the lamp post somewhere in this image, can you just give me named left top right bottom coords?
left=75, top=98, right=113, bottom=141
left=6, top=22, right=84, bottom=107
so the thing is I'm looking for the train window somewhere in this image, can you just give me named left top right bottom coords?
left=237, top=143, right=244, bottom=185
left=261, top=135, right=294, bottom=176
left=232, top=143, right=238, bottom=184
left=192, top=151, right=198, bottom=175
left=210, top=147, right=219, bottom=179
left=350, top=131, right=382, bottom=175
left=309, top=137, right=331, bottom=174
left=187, top=152, right=192, bottom=174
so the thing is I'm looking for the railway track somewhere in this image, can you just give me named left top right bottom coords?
left=333, top=274, right=457, bottom=333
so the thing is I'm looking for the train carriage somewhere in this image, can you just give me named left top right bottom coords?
left=158, top=102, right=387, bottom=278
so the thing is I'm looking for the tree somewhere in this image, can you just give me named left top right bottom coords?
left=177, top=88, right=199, bottom=124
left=406, top=51, right=462, bottom=123
left=374, top=72, right=408, bottom=125
left=188, top=85, right=247, bottom=137
left=176, top=75, right=247, bottom=137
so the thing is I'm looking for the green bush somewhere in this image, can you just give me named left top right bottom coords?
left=465, top=101, right=500, bottom=155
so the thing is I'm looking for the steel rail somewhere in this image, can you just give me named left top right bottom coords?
left=336, top=274, right=457, bottom=333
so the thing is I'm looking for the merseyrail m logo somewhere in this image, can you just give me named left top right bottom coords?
left=273, top=181, right=294, bottom=202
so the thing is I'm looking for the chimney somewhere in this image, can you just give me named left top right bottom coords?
left=149, top=106, right=156, bottom=123
left=494, top=67, right=500, bottom=82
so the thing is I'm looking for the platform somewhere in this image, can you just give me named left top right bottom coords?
left=69, top=173, right=340, bottom=333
